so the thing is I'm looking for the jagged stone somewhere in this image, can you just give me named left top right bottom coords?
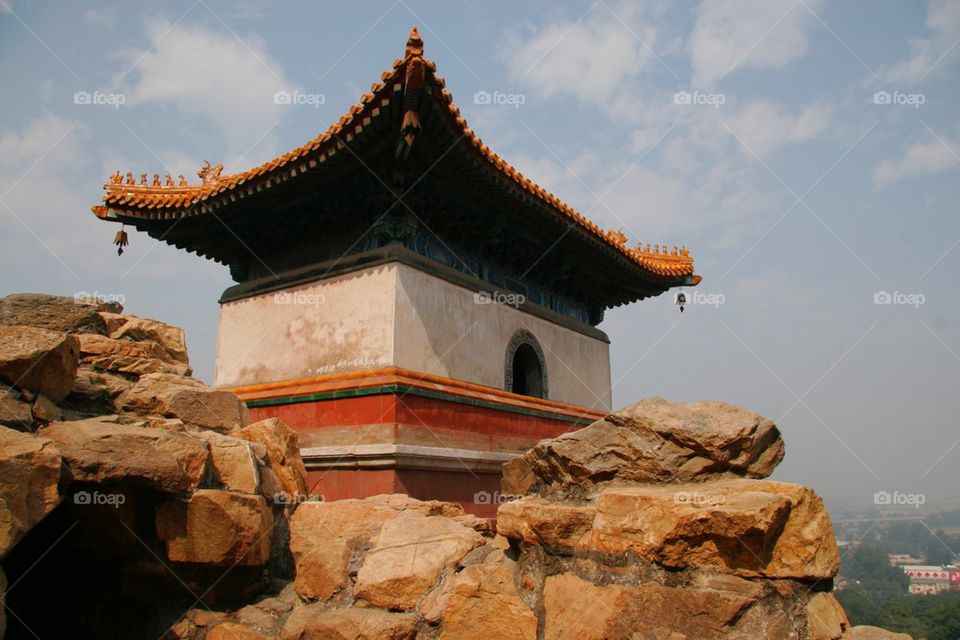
left=78, top=333, right=191, bottom=376
left=280, top=605, right=416, bottom=640
left=808, top=592, right=850, bottom=640
left=107, top=314, right=189, bottom=365
left=199, top=431, right=261, bottom=494
left=207, top=622, right=271, bottom=640
left=235, top=418, right=307, bottom=499
left=0, top=325, right=79, bottom=401
left=40, top=417, right=209, bottom=493
left=119, top=373, right=248, bottom=432
left=503, top=397, right=784, bottom=497
left=499, top=479, right=840, bottom=580
left=31, top=394, right=60, bottom=423
left=155, top=490, right=274, bottom=566
left=0, top=426, right=61, bottom=558
left=847, top=626, right=913, bottom=639
left=0, top=293, right=107, bottom=334
left=0, top=383, right=32, bottom=430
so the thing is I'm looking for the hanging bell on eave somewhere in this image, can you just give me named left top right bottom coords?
left=675, top=290, right=686, bottom=313
left=113, top=226, right=129, bottom=256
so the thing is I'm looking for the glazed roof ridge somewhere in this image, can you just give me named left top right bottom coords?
left=94, top=26, right=699, bottom=283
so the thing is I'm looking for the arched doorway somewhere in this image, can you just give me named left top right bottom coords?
left=505, top=330, right=548, bottom=399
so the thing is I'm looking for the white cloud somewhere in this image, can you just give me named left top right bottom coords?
left=872, top=136, right=958, bottom=187
left=116, top=20, right=295, bottom=159
left=688, top=0, right=823, bottom=88
left=880, top=0, right=960, bottom=84
left=725, top=99, right=832, bottom=156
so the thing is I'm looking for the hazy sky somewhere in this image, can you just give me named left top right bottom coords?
left=1, top=0, right=958, bottom=513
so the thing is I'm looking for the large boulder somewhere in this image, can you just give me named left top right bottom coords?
left=280, top=605, right=416, bottom=640
left=847, top=627, right=914, bottom=639
left=0, top=426, right=62, bottom=558
left=808, top=592, right=850, bottom=640
left=289, top=495, right=465, bottom=601
left=503, top=397, right=784, bottom=497
left=499, top=479, right=840, bottom=580
left=199, top=431, right=262, bottom=494
left=354, top=511, right=484, bottom=610
left=0, top=325, right=79, bottom=401
left=105, top=314, right=189, bottom=365
left=119, top=373, right=248, bottom=432
left=0, top=293, right=107, bottom=334
left=235, top=418, right=308, bottom=500
left=155, top=490, right=274, bottom=566
left=39, top=417, right=209, bottom=493
left=77, top=333, right=191, bottom=377
left=543, top=572, right=763, bottom=640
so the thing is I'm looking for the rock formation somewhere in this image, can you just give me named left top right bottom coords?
left=0, top=293, right=910, bottom=639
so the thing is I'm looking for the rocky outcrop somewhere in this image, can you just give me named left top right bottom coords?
left=119, top=373, right=248, bottom=432
left=503, top=397, right=785, bottom=498
left=236, top=418, right=308, bottom=499
left=0, top=426, right=61, bottom=558
left=0, top=293, right=109, bottom=334
left=0, top=325, right=79, bottom=402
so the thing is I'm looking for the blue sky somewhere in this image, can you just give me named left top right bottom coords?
left=1, top=0, right=958, bottom=513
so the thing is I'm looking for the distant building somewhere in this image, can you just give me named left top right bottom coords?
left=888, top=553, right=924, bottom=567
left=902, top=565, right=959, bottom=594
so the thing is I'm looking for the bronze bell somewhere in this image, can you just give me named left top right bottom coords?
left=113, top=228, right=129, bottom=256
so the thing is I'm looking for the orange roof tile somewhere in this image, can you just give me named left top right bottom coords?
left=94, top=27, right=699, bottom=284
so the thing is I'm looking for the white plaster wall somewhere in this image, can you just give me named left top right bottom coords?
left=392, top=264, right=612, bottom=409
left=216, top=264, right=397, bottom=387
left=216, top=261, right=612, bottom=409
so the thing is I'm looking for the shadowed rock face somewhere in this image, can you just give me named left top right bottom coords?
left=0, top=293, right=110, bottom=335
left=502, top=397, right=785, bottom=498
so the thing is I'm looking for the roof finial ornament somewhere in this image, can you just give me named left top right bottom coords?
left=198, top=160, right=224, bottom=185
left=405, top=26, right=423, bottom=58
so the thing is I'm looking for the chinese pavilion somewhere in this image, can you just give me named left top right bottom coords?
left=92, top=28, right=699, bottom=516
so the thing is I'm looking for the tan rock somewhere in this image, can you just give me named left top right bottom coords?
left=847, top=626, right=913, bottom=639
left=236, top=418, right=307, bottom=499
left=0, top=566, right=5, bottom=639
left=78, top=333, right=190, bottom=376
left=504, top=397, right=784, bottom=497
left=40, top=417, right=209, bottom=493
left=31, top=394, right=61, bottom=423
left=199, top=431, right=261, bottom=494
left=808, top=592, right=850, bottom=640
left=280, top=606, right=416, bottom=640
left=207, top=622, right=270, bottom=640
left=0, top=293, right=107, bottom=334
left=289, top=497, right=416, bottom=600
left=543, top=572, right=760, bottom=640
left=496, top=498, right=596, bottom=548
left=119, top=373, right=248, bottom=432
left=355, top=511, right=484, bottom=609
left=99, top=311, right=128, bottom=335
left=0, top=384, right=32, bottom=430
left=155, top=490, right=273, bottom=566
left=108, top=314, right=189, bottom=364
left=429, top=559, right=537, bottom=639
left=0, top=426, right=61, bottom=558
left=0, top=325, right=79, bottom=401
